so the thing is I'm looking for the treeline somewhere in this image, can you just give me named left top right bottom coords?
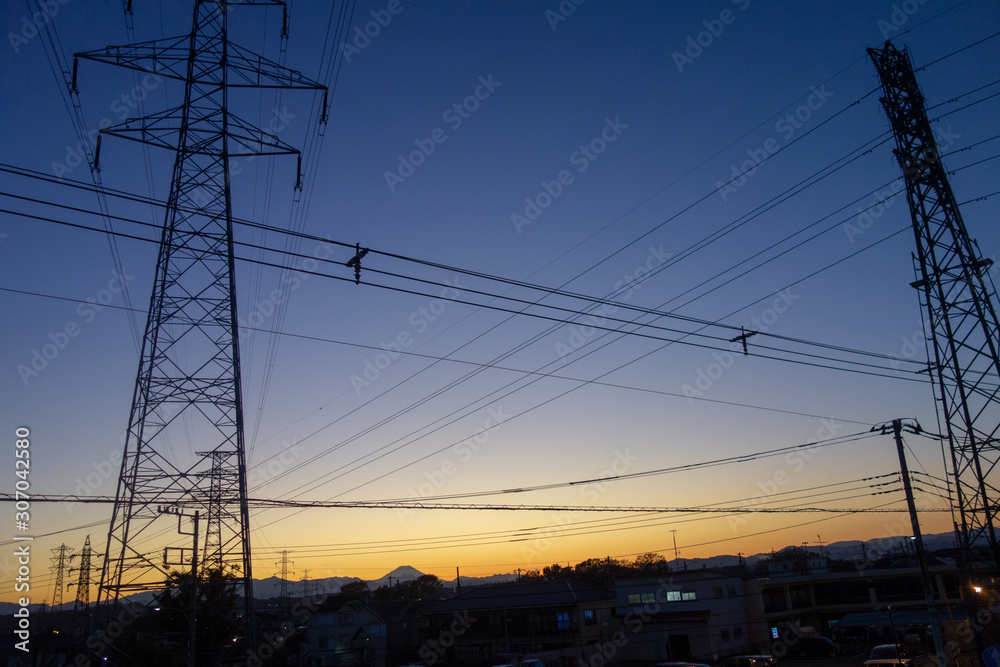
left=520, top=552, right=671, bottom=586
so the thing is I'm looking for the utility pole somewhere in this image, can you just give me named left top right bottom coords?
left=75, top=2, right=328, bottom=658
left=671, top=530, right=680, bottom=570
left=161, top=506, right=200, bottom=667
left=873, top=419, right=945, bottom=667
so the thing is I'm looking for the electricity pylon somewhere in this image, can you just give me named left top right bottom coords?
left=49, top=544, right=74, bottom=609
left=74, top=0, right=326, bottom=654
left=69, top=535, right=100, bottom=635
left=869, top=42, right=1000, bottom=565
left=276, top=549, right=294, bottom=605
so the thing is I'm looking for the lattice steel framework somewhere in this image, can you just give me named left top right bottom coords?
left=50, top=543, right=73, bottom=609
left=70, top=535, right=94, bottom=612
left=75, top=0, right=326, bottom=652
left=869, top=42, right=1000, bottom=563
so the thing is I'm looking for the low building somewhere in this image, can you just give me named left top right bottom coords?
left=613, top=571, right=755, bottom=664
left=306, top=595, right=388, bottom=666
left=419, top=580, right=618, bottom=666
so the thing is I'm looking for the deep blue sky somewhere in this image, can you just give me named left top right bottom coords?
left=2, top=0, right=998, bottom=593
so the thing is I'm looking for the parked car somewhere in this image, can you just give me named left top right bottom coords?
left=717, top=655, right=777, bottom=667
left=864, top=644, right=912, bottom=667
left=791, top=636, right=843, bottom=658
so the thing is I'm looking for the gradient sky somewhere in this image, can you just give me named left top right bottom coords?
left=2, top=0, right=999, bottom=603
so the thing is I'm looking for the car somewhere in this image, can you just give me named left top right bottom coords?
left=863, top=644, right=912, bottom=667
left=791, top=636, right=843, bottom=658
left=717, top=655, right=777, bottom=667
left=520, top=661, right=545, bottom=667
left=657, top=662, right=712, bottom=667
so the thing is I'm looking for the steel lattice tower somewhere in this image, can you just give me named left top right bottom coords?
left=50, top=543, right=73, bottom=609
left=869, top=43, right=1000, bottom=565
left=74, top=0, right=326, bottom=652
left=70, top=535, right=94, bottom=612
left=276, top=549, right=294, bottom=602
left=69, top=535, right=98, bottom=636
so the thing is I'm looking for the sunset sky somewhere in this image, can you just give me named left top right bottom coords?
left=2, top=0, right=999, bottom=603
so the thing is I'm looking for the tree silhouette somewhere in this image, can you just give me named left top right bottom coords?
left=150, top=566, right=242, bottom=665
left=340, top=579, right=370, bottom=598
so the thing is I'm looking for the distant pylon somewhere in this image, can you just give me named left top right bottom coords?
left=73, top=0, right=327, bottom=656
left=870, top=42, right=1000, bottom=564
left=69, top=535, right=100, bottom=635
left=69, top=536, right=97, bottom=610
left=277, top=550, right=294, bottom=602
left=50, top=544, right=74, bottom=609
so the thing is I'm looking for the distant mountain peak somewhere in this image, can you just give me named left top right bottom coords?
left=377, top=565, right=426, bottom=581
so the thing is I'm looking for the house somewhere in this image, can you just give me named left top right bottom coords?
left=306, top=595, right=388, bottom=666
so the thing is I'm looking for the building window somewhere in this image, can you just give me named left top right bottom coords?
left=368, top=623, right=386, bottom=638
left=628, top=591, right=656, bottom=604
left=341, top=611, right=354, bottom=624
left=734, top=627, right=743, bottom=638
left=584, top=609, right=596, bottom=625
left=721, top=629, right=731, bottom=640
left=682, top=591, right=696, bottom=601
left=727, top=585, right=737, bottom=597
left=714, top=587, right=723, bottom=599
left=666, top=591, right=681, bottom=602
left=556, top=612, right=570, bottom=631
left=627, top=594, right=641, bottom=604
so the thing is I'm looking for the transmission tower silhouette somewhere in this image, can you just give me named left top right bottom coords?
left=869, top=42, right=1000, bottom=565
left=69, top=535, right=100, bottom=635
left=49, top=543, right=74, bottom=610
left=276, top=549, right=294, bottom=603
left=73, top=0, right=327, bottom=653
